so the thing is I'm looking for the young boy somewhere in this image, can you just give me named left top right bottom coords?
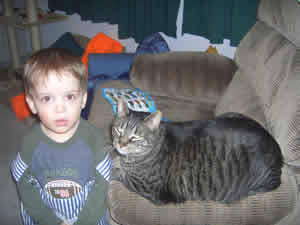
left=11, top=48, right=112, bottom=225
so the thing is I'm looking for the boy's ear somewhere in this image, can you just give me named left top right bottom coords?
left=25, top=95, right=37, bottom=114
left=81, top=91, right=88, bottom=109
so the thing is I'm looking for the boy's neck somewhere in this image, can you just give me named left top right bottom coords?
left=40, top=119, right=81, bottom=143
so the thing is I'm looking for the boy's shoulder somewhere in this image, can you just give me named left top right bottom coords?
left=22, top=122, right=43, bottom=141
left=80, top=118, right=101, bottom=132
left=20, top=122, right=43, bottom=163
left=79, top=119, right=108, bottom=146
left=79, top=119, right=109, bottom=161
left=79, top=119, right=105, bottom=139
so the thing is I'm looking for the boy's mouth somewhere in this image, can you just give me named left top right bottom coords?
left=55, top=119, right=68, bottom=127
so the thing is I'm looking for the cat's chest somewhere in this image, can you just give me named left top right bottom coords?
left=120, top=156, right=160, bottom=176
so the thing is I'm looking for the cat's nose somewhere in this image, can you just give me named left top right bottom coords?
left=119, top=136, right=128, bottom=148
left=119, top=139, right=128, bottom=148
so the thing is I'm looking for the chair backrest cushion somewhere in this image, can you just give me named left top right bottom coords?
left=130, top=52, right=236, bottom=105
left=258, top=0, right=300, bottom=48
left=216, top=0, right=300, bottom=164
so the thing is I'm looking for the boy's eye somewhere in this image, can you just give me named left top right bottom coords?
left=41, top=96, right=51, bottom=103
left=66, top=94, right=76, bottom=101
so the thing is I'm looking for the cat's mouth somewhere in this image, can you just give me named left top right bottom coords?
left=114, top=143, right=131, bottom=156
left=115, top=148, right=129, bottom=156
left=114, top=140, right=132, bottom=156
left=115, top=145, right=146, bottom=157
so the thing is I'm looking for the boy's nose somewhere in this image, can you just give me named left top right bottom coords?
left=55, top=101, right=66, bottom=113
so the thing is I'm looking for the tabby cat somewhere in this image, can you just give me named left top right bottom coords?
left=110, top=99, right=283, bottom=205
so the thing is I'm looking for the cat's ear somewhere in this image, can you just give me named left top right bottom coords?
left=144, top=111, right=162, bottom=131
left=117, top=98, right=129, bottom=117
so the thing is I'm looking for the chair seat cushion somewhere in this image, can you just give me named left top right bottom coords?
left=107, top=166, right=297, bottom=225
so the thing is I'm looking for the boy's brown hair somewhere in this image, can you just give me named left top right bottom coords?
left=23, top=48, right=87, bottom=97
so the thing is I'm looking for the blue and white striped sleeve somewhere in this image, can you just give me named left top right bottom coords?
left=95, top=153, right=112, bottom=182
left=11, top=152, right=28, bottom=182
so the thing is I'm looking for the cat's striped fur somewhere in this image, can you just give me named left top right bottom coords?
left=110, top=99, right=283, bottom=205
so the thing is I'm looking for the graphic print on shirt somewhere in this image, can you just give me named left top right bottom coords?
left=45, top=179, right=82, bottom=199
left=43, top=167, right=82, bottom=198
left=31, top=139, right=94, bottom=200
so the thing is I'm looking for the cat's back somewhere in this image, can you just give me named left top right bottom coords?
left=204, top=112, right=273, bottom=142
left=205, top=113, right=282, bottom=155
left=163, top=112, right=283, bottom=164
left=166, top=112, right=278, bottom=148
left=162, top=112, right=283, bottom=203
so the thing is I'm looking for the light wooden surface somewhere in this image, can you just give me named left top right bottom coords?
left=0, top=0, right=68, bottom=72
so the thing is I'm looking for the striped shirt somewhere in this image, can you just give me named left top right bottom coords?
left=12, top=152, right=112, bottom=225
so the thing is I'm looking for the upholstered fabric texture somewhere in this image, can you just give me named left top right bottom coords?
left=130, top=51, right=237, bottom=105
left=98, top=48, right=299, bottom=225
left=217, top=13, right=300, bottom=165
left=108, top=167, right=296, bottom=225
left=88, top=0, right=300, bottom=224
left=106, top=49, right=299, bottom=225
left=257, top=0, right=300, bottom=48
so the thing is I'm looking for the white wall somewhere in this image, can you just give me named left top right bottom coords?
left=0, top=0, right=236, bottom=65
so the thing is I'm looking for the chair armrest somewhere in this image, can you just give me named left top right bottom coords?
left=130, top=52, right=237, bottom=106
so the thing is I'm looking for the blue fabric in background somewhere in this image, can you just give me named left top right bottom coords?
left=81, top=53, right=134, bottom=119
left=49, top=32, right=84, bottom=56
left=81, top=32, right=170, bottom=120
left=88, top=53, right=135, bottom=79
left=135, top=32, right=170, bottom=56
left=81, top=73, right=130, bottom=120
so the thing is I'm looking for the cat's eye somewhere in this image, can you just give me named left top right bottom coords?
left=114, top=127, right=123, bottom=135
left=130, top=136, right=142, bottom=142
left=113, top=127, right=119, bottom=135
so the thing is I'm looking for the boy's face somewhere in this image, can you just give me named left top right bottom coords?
left=26, top=71, right=87, bottom=142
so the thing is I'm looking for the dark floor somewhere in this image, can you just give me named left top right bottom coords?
left=0, top=67, right=24, bottom=106
left=0, top=67, right=26, bottom=225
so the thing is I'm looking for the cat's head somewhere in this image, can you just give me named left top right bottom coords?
left=112, top=98, right=162, bottom=156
